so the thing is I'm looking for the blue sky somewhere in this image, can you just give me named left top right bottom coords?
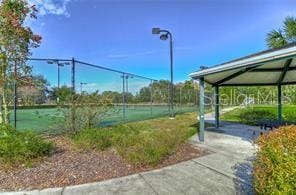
left=28, top=0, right=296, bottom=90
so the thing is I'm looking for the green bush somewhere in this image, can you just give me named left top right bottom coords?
left=221, top=105, right=296, bottom=125
left=239, top=109, right=276, bottom=125
left=115, top=127, right=187, bottom=166
left=0, top=125, right=54, bottom=167
left=284, top=107, right=296, bottom=122
left=59, top=91, right=114, bottom=133
left=72, top=113, right=198, bottom=166
left=72, top=128, right=113, bottom=150
left=253, top=125, right=296, bottom=194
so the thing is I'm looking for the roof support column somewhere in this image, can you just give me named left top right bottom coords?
left=276, top=58, right=292, bottom=124
left=199, top=77, right=205, bottom=142
left=214, top=85, right=220, bottom=128
left=277, top=84, right=282, bottom=123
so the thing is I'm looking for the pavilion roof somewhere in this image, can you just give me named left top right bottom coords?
left=190, top=42, right=296, bottom=86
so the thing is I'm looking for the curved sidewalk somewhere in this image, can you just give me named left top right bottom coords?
left=1, top=112, right=257, bottom=195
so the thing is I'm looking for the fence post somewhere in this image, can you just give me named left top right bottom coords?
left=122, top=73, right=126, bottom=121
left=150, top=80, right=153, bottom=115
left=71, top=58, right=75, bottom=92
left=0, top=95, right=2, bottom=122
left=180, top=87, right=182, bottom=112
left=13, top=61, right=17, bottom=128
left=71, top=58, right=76, bottom=131
left=168, top=84, right=170, bottom=113
left=13, top=78, right=17, bottom=128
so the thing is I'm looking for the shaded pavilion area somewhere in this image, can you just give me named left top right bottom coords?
left=190, top=43, right=296, bottom=142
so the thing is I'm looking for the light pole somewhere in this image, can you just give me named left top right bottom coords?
left=80, top=82, right=87, bottom=93
left=47, top=60, right=70, bottom=89
left=120, top=74, right=126, bottom=121
left=57, top=63, right=63, bottom=89
left=125, top=75, right=133, bottom=105
left=152, top=27, right=174, bottom=118
left=47, top=60, right=70, bottom=103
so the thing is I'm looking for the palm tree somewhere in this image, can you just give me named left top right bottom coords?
left=266, top=16, right=296, bottom=48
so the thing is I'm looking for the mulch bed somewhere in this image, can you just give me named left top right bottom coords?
left=0, top=136, right=210, bottom=192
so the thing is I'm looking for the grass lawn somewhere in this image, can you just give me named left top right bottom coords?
left=12, top=105, right=197, bottom=133
left=73, top=112, right=199, bottom=166
left=221, top=105, right=296, bottom=125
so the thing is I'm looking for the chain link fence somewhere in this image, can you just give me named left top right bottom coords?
left=6, top=58, right=199, bottom=133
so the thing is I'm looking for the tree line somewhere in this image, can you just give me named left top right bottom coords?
left=13, top=78, right=199, bottom=105
left=14, top=75, right=296, bottom=107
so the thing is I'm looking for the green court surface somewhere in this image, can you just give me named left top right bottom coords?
left=11, top=105, right=198, bottom=133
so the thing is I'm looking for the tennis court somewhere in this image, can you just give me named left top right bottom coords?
left=13, top=104, right=198, bottom=133
left=5, top=58, right=201, bottom=133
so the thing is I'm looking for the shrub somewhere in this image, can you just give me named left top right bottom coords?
left=59, top=91, right=114, bottom=133
left=72, top=128, right=113, bottom=151
left=253, top=125, right=296, bottom=194
left=239, top=109, right=276, bottom=125
left=115, top=127, right=187, bottom=166
left=72, top=124, right=142, bottom=152
left=222, top=106, right=296, bottom=125
left=0, top=125, right=54, bottom=167
left=72, top=113, right=198, bottom=166
left=284, top=107, right=296, bottom=122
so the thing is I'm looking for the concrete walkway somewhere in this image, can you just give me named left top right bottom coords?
left=189, top=111, right=258, bottom=194
left=2, top=111, right=258, bottom=195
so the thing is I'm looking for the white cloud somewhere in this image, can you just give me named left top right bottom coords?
left=29, top=0, right=72, bottom=17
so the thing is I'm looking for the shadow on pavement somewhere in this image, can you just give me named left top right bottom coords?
left=205, top=119, right=260, bottom=143
left=232, top=157, right=255, bottom=195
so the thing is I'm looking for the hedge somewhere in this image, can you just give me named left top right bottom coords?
left=253, top=125, right=296, bottom=194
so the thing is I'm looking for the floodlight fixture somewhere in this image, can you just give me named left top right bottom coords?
left=152, top=28, right=160, bottom=34
left=160, top=34, right=168, bottom=40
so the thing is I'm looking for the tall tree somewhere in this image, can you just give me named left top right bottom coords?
left=0, top=0, right=41, bottom=124
left=266, top=16, right=296, bottom=48
left=18, top=75, right=49, bottom=105
left=48, top=86, right=73, bottom=103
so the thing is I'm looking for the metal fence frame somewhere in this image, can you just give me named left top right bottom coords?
left=12, top=57, right=160, bottom=128
left=8, top=57, right=199, bottom=130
